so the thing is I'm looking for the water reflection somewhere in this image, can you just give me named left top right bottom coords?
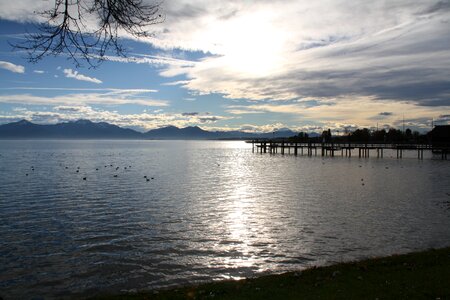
left=213, top=152, right=261, bottom=274
left=224, top=184, right=255, bottom=267
left=0, top=140, right=449, bottom=299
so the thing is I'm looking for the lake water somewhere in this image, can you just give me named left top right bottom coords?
left=0, top=140, right=449, bottom=299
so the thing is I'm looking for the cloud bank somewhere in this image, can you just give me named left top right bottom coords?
left=152, top=1, right=450, bottom=108
left=2, top=1, right=449, bottom=106
left=0, top=88, right=167, bottom=107
left=0, top=105, right=230, bottom=132
left=63, top=69, right=102, bottom=84
left=1, top=0, right=449, bottom=129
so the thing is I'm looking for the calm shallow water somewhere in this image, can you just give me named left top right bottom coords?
left=0, top=140, right=449, bottom=299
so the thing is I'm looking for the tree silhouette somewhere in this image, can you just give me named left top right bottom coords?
left=350, top=128, right=370, bottom=143
left=321, top=129, right=332, bottom=143
left=12, top=0, right=164, bottom=67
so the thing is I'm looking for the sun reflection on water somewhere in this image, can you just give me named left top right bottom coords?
left=213, top=153, right=264, bottom=273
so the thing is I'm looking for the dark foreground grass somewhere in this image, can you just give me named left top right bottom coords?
left=92, top=247, right=450, bottom=300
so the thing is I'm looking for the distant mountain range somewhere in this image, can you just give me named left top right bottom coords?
left=0, top=119, right=300, bottom=139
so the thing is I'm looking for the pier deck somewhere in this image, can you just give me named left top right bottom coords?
left=248, top=140, right=449, bottom=160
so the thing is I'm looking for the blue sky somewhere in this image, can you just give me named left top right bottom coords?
left=0, top=1, right=449, bottom=133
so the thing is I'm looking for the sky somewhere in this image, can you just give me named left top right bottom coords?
left=0, top=0, right=449, bottom=133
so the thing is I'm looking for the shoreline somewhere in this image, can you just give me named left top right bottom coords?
left=91, top=247, right=450, bottom=299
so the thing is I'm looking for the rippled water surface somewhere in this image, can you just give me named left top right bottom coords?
left=1, top=140, right=449, bottom=299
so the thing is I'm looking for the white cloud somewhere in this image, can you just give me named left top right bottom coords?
left=0, top=87, right=157, bottom=93
left=0, top=60, right=25, bottom=73
left=12, top=107, right=27, bottom=112
left=201, top=122, right=310, bottom=133
left=0, top=105, right=230, bottom=131
left=0, top=90, right=168, bottom=107
left=225, top=96, right=448, bottom=130
left=33, top=70, right=45, bottom=74
left=103, top=54, right=195, bottom=68
left=162, top=80, right=191, bottom=86
left=0, top=1, right=49, bottom=23
left=63, top=68, right=102, bottom=84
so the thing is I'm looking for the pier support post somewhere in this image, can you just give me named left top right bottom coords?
left=252, top=142, right=438, bottom=160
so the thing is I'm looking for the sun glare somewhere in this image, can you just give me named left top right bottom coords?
left=212, top=12, right=289, bottom=77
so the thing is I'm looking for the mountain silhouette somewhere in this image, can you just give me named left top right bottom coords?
left=143, top=125, right=214, bottom=139
left=0, top=119, right=298, bottom=139
left=0, top=119, right=140, bottom=139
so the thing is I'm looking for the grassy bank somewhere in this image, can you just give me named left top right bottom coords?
left=93, top=247, right=450, bottom=300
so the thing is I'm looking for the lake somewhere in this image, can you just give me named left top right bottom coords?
left=0, top=140, right=449, bottom=299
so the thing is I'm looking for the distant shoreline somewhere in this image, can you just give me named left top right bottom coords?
left=0, top=138, right=250, bottom=141
left=91, top=247, right=450, bottom=300
left=0, top=119, right=298, bottom=140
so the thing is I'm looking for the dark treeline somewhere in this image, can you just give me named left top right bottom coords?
left=290, top=128, right=429, bottom=144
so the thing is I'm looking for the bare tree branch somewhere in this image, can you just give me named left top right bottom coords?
left=11, top=0, right=164, bottom=68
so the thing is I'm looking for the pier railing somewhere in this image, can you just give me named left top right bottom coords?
left=247, top=140, right=448, bottom=160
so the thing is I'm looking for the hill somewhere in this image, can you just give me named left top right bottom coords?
left=0, top=119, right=299, bottom=140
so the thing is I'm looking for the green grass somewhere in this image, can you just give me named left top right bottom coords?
left=92, top=247, right=450, bottom=300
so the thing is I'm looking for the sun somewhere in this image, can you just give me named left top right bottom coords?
left=209, top=11, right=289, bottom=77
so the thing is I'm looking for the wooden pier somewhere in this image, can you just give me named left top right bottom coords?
left=249, top=140, right=449, bottom=160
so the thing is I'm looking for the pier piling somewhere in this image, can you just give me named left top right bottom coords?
left=251, top=140, right=446, bottom=160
